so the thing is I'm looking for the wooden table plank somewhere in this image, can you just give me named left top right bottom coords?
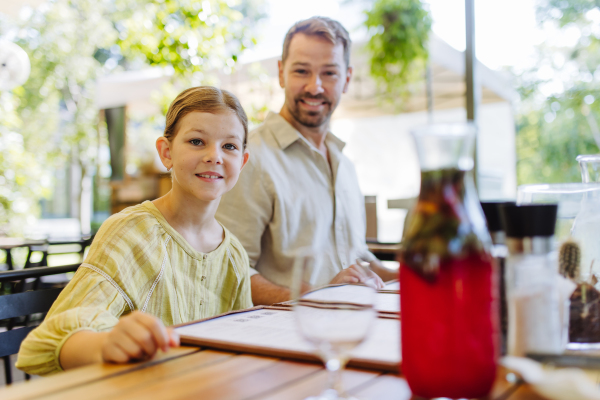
left=38, top=349, right=233, bottom=400
left=0, top=346, right=199, bottom=400
left=196, top=359, right=322, bottom=400
left=350, top=374, right=411, bottom=400
left=349, top=368, right=525, bottom=400
left=504, top=385, right=548, bottom=400
left=492, top=368, right=524, bottom=400
left=109, top=353, right=279, bottom=400
left=256, top=367, right=381, bottom=400
left=1, top=349, right=537, bottom=400
left=366, top=243, right=401, bottom=254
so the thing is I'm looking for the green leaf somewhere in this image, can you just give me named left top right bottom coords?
left=365, top=0, right=432, bottom=108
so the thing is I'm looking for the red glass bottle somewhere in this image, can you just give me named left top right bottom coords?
left=399, top=124, right=498, bottom=398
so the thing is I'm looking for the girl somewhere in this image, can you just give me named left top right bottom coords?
left=17, top=86, right=252, bottom=375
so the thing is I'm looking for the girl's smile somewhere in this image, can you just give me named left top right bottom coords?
left=196, top=171, right=224, bottom=182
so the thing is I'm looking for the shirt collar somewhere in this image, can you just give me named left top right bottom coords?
left=264, top=111, right=346, bottom=152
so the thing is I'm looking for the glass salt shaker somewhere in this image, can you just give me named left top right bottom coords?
left=501, top=204, right=575, bottom=356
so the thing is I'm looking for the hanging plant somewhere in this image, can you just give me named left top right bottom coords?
left=365, top=0, right=432, bottom=105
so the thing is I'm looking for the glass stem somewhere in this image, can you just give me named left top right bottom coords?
left=325, top=358, right=346, bottom=394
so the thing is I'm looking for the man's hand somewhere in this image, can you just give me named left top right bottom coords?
left=329, top=263, right=385, bottom=289
left=101, top=311, right=179, bottom=363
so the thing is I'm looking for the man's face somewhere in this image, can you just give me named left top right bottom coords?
left=279, top=33, right=352, bottom=128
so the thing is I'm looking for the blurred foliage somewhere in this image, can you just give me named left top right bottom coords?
left=516, top=89, right=600, bottom=184
left=364, top=0, right=431, bottom=105
left=115, top=0, right=262, bottom=76
left=115, top=0, right=265, bottom=113
left=242, top=61, right=274, bottom=128
left=0, top=92, right=51, bottom=234
left=515, top=0, right=600, bottom=184
left=0, top=0, right=264, bottom=234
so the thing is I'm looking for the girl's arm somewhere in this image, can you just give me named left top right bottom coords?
left=59, top=311, right=179, bottom=370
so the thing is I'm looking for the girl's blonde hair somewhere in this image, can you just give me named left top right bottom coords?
left=164, top=86, right=248, bottom=147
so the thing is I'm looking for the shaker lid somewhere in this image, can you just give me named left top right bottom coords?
left=500, top=204, right=558, bottom=237
left=481, top=201, right=515, bottom=232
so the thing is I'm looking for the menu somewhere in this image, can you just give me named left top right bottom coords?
left=176, top=307, right=401, bottom=372
left=273, top=283, right=401, bottom=315
left=294, top=284, right=400, bottom=314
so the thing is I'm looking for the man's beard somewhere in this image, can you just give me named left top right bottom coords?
left=289, top=94, right=333, bottom=128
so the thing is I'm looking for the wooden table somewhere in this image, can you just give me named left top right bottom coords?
left=367, top=242, right=402, bottom=261
left=0, top=345, right=547, bottom=400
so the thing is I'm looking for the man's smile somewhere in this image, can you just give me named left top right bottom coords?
left=298, top=98, right=328, bottom=111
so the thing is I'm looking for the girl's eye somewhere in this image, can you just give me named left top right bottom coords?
left=223, top=143, right=237, bottom=150
left=190, top=139, right=203, bottom=146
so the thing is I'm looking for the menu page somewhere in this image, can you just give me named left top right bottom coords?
left=300, top=285, right=400, bottom=314
left=176, top=308, right=400, bottom=367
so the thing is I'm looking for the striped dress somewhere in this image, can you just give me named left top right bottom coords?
left=16, top=201, right=253, bottom=376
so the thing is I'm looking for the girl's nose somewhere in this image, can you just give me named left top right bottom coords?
left=203, top=146, right=223, bottom=164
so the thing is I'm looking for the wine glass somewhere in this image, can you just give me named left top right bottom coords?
left=291, top=248, right=377, bottom=400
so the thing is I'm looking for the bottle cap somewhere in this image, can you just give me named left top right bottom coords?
left=500, top=204, right=558, bottom=238
left=481, top=201, right=515, bottom=232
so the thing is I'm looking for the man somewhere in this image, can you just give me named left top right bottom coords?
left=216, top=16, right=396, bottom=305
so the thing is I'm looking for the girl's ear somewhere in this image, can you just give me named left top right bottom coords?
left=240, top=150, right=250, bottom=171
left=156, top=137, right=173, bottom=171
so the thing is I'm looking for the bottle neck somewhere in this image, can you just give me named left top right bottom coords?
left=418, top=168, right=467, bottom=203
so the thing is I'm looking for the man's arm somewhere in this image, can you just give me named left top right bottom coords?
left=252, top=261, right=393, bottom=305
left=368, top=258, right=399, bottom=282
left=250, top=274, right=291, bottom=305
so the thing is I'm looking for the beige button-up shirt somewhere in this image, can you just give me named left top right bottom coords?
left=216, top=112, right=376, bottom=287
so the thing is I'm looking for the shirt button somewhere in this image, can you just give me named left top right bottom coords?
left=203, top=254, right=207, bottom=260
left=201, top=276, right=206, bottom=281
left=199, top=300, right=204, bottom=305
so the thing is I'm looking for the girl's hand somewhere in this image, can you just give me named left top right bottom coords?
left=101, top=311, right=180, bottom=363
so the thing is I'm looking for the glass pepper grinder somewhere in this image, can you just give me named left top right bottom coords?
left=399, top=123, right=498, bottom=399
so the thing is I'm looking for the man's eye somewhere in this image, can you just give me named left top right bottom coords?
left=190, top=139, right=203, bottom=146
left=294, top=69, right=307, bottom=74
left=223, top=143, right=237, bottom=150
left=324, top=71, right=337, bottom=76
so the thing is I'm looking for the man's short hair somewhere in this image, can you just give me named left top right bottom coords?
left=282, top=16, right=351, bottom=68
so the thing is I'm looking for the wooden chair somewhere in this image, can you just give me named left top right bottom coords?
left=0, top=264, right=80, bottom=385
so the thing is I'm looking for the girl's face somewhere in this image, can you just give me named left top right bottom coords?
left=157, top=111, right=249, bottom=203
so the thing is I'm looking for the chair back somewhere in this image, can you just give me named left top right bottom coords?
left=0, top=264, right=80, bottom=358
left=0, top=289, right=63, bottom=358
